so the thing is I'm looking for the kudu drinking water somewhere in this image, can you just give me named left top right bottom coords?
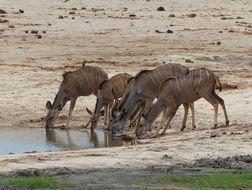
left=85, top=73, right=132, bottom=130
left=111, top=63, right=195, bottom=134
left=137, top=68, right=229, bottom=138
left=45, top=65, right=108, bottom=129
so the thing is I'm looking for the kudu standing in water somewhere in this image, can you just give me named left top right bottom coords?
left=111, top=63, right=195, bottom=134
left=45, top=64, right=108, bottom=129
left=137, top=68, right=229, bottom=138
left=86, top=73, right=132, bottom=130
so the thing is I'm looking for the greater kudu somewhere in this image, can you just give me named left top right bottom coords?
left=45, top=65, right=108, bottom=129
left=111, top=63, right=195, bottom=134
left=137, top=68, right=229, bottom=138
left=88, top=73, right=132, bottom=129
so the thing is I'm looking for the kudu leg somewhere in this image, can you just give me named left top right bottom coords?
left=204, top=95, right=219, bottom=128
left=212, top=92, right=229, bottom=126
left=134, top=106, right=145, bottom=135
left=104, top=104, right=109, bottom=126
left=66, top=97, right=77, bottom=128
left=150, top=107, right=177, bottom=137
left=189, top=103, right=196, bottom=129
left=158, top=108, right=168, bottom=129
left=151, top=107, right=172, bottom=137
left=181, top=103, right=189, bottom=131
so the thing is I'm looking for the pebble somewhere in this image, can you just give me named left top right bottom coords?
left=167, top=29, right=173, bottom=33
left=187, top=13, right=197, bottom=18
left=0, top=9, right=7, bottom=14
left=59, top=15, right=64, bottom=19
left=35, top=34, right=42, bottom=39
left=157, top=7, right=165, bottom=11
left=169, top=13, right=175, bottom=17
left=185, top=59, right=194, bottom=63
left=30, top=30, right=38, bottom=34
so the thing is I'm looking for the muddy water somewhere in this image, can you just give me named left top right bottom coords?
left=0, top=127, right=134, bottom=154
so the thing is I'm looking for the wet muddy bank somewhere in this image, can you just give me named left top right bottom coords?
left=1, top=155, right=251, bottom=190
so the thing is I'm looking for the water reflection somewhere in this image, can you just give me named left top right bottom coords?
left=0, top=127, right=134, bottom=155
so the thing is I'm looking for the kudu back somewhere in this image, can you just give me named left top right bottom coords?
left=90, top=73, right=132, bottom=129
left=111, top=63, right=190, bottom=134
left=138, top=68, right=229, bottom=138
left=45, top=65, right=108, bottom=129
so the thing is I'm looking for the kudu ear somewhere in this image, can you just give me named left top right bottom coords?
left=46, top=101, right=52, bottom=110
left=86, top=107, right=93, bottom=115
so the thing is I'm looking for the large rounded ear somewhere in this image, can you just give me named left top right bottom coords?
left=46, top=101, right=52, bottom=110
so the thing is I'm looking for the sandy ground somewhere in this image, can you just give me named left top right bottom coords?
left=0, top=0, right=252, bottom=175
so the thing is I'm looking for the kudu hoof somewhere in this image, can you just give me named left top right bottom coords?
left=212, top=124, right=218, bottom=129
left=226, top=121, right=229, bottom=126
left=180, top=126, right=186, bottom=131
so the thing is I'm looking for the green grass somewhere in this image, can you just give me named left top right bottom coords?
left=155, top=172, right=252, bottom=190
left=0, top=176, right=59, bottom=188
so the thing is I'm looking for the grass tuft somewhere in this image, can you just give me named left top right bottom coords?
left=0, top=176, right=59, bottom=188
left=155, top=172, right=252, bottom=190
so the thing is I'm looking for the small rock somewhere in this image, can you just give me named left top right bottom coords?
left=157, top=7, right=165, bottom=11
left=71, top=8, right=77, bottom=10
left=229, top=30, right=235, bottom=33
left=219, top=31, right=223, bottom=33
left=221, top=17, right=228, bottom=20
left=19, top=9, right=24, bottom=13
left=58, top=15, right=64, bottom=19
left=185, top=59, right=194, bottom=63
left=187, top=13, right=197, bottom=18
left=72, top=17, right=75, bottom=19
left=0, top=18, right=8, bottom=23
left=30, top=30, right=38, bottom=34
left=81, top=7, right=86, bottom=10
left=24, top=30, right=29, bottom=33
left=162, top=154, right=173, bottom=159
left=47, top=22, right=52, bottom=26
left=8, top=25, right=15, bottom=28
left=167, top=29, right=173, bottom=33
left=155, top=29, right=162, bottom=33
left=210, top=133, right=219, bottom=138
left=42, top=30, right=46, bottom=34
left=69, top=11, right=76, bottom=14
left=169, top=13, right=175, bottom=17
left=129, top=14, right=136, bottom=17
left=35, top=34, right=42, bottom=39
left=0, top=9, right=7, bottom=14
left=216, top=41, right=221, bottom=45
left=236, top=16, right=243, bottom=19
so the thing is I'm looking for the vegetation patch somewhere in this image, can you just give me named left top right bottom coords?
left=0, top=176, right=59, bottom=188
left=155, top=172, right=252, bottom=190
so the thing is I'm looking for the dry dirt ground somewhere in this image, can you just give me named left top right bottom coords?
left=0, top=0, right=252, bottom=176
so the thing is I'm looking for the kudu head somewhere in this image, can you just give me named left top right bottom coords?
left=111, top=85, right=145, bottom=134
left=45, top=91, right=69, bottom=129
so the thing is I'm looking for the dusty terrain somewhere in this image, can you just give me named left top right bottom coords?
left=0, top=0, right=252, bottom=177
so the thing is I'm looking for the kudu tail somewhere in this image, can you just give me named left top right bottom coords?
left=214, top=75, right=222, bottom=91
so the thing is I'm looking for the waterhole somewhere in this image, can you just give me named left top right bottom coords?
left=0, top=127, right=134, bottom=154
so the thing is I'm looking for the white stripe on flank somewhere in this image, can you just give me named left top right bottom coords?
left=148, top=72, right=155, bottom=85
left=176, top=78, right=181, bottom=94
left=168, top=65, right=173, bottom=77
left=80, top=69, right=89, bottom=91
left=198, top=69, right=202, bottom=86
left=73, top=72, right=83, bottom=90
left=153, top=70, right=161, bottom=85
left=190, top=70, right=194, bottom=89
left=206, top=70, right=210, bottom=81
